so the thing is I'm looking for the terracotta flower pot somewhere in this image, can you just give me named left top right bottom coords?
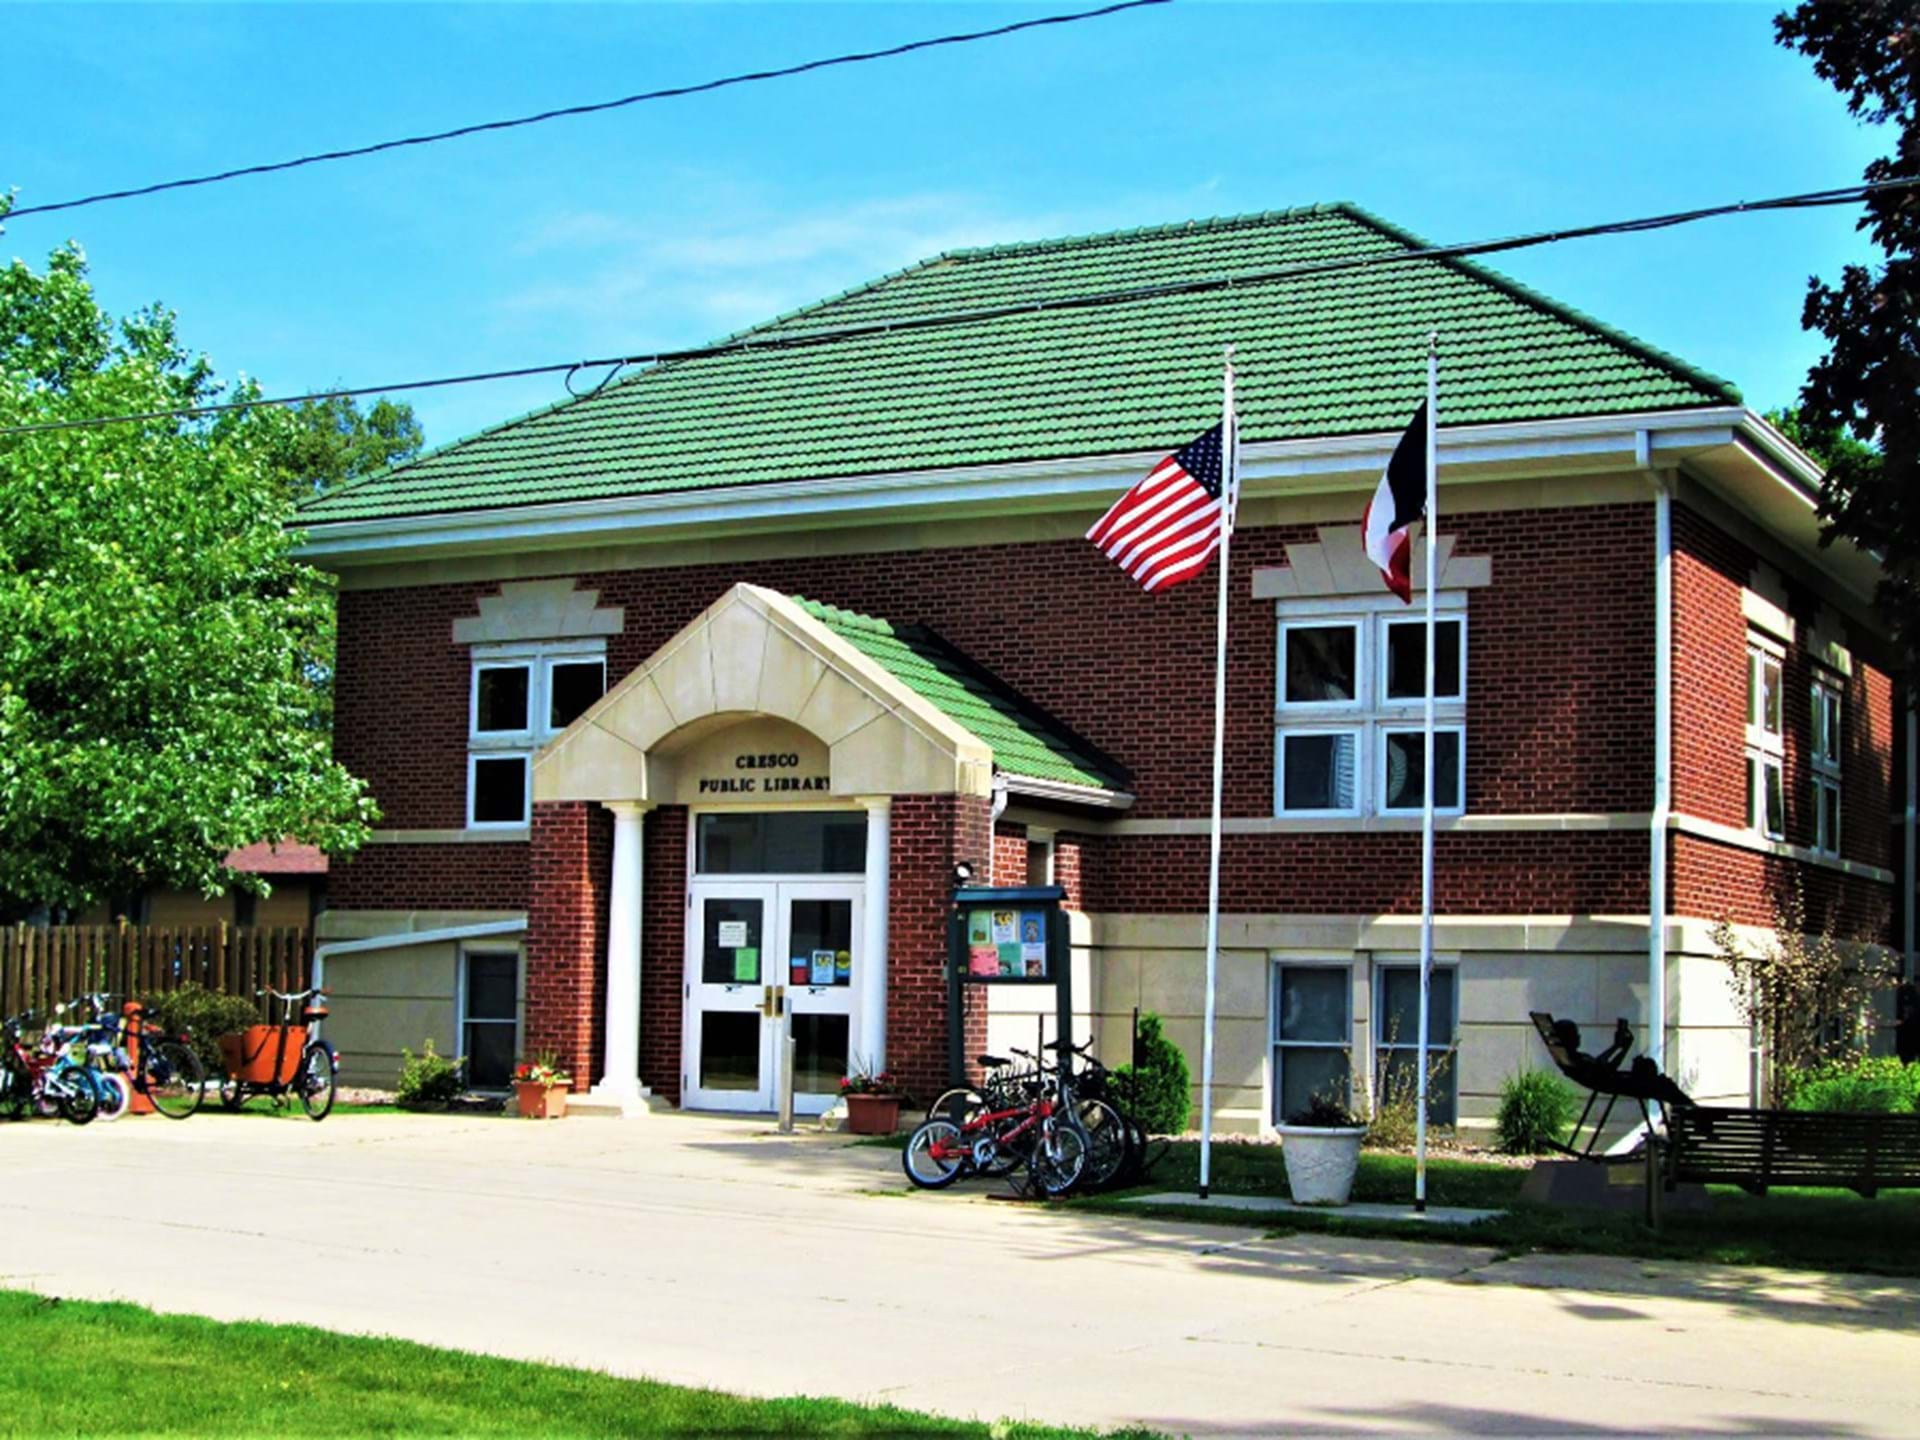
left=515, top=1080, right=568, bottom=1120
left=844, top=1092, right=901, bottom=1135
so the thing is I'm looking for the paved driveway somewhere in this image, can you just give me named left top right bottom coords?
left=1, top=1112, right=1915, bottom=1437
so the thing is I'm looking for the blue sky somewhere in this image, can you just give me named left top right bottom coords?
left=2, top=1, right=1888, bottom=448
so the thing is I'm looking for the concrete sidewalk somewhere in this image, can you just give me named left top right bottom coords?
left=0, top=1112, right=1914, bottom=1436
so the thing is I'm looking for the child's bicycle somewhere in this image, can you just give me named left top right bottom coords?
left=216, top=988, right=338, bottom=1120
left=0, top=1010, right=101, bottom=1124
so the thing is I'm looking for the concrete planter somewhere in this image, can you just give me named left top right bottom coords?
left=1275, top=1125, right=1366, bottom=1206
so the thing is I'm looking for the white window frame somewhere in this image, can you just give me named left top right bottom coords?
left=1745, top=635, right=1786, bottom=841
left=1274, top=727, right=1365, bottom=819
left=456, top=945, right=522, bottom=1092
left=467, top=639, right=607, bottom=830
left=1373, top=961, right=1460, bottom=1125
left=1273, top=594, right=1468, bottom=818
left=1271, top=960, right=1353, bottom=1127
left=1811, top=674, right=1843, bottom=857
left=1376, top=724, right=1467, bottom=816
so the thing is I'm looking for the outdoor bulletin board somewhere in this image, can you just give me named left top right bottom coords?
left=945, top=884, right=1072, bottom=1088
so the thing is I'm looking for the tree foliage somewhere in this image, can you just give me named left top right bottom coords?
left=0, top=200, right=378, bottom=914
left=268, top=394, right=422, bottom=499
left=1775, top=3, right=1920, bottom=657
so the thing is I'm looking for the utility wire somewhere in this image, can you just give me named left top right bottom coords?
left=3, top=174, right=1914, bottom=440
left=2, top=0, right=1168, bottom=221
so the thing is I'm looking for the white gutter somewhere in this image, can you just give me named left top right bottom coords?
left=986, top=775, right=1010, bottom=883
left=1001, top=774, right=1135, bottom=810
left=1645, top=429, right=1672, bottom=1077
left=311, top=918, right=527, bottom=995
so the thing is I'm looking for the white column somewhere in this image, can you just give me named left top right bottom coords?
left=857, top=797, right=891, bottom=1074
left=592, top=800, right=650, bottom=1116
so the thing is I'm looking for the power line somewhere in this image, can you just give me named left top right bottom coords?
left=1, top=1, right=1167, bottom=222
left=3, top=174, right=1913, bottom=441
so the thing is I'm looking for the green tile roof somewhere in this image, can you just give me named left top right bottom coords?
left=300, top=203, right=1740, bottom=524
left=795, top=596, right=1126, bottom=793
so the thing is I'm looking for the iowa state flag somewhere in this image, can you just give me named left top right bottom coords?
left=1361, top=402, right=1430, bottom=602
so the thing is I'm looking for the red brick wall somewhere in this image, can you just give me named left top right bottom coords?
left=1668, top=502, right=1896, bottom=934
left=1081, top=829, right=1650, bottom=915
left=639, top=805, right=688, bottom=1104
left=522, top=802, right=610, bottom=1091
left=329, top=842, right=528, bottom=911
left=1054, top=834, right=1087, bottom=911
left=334, top=504, right=1656, bottom=833
left=992, top=822, right=1028, bottom=888
left=888, top=793, right=990, bottom=1101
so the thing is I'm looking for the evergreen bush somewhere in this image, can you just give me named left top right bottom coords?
left=1112, top=1012, right=1191, bottom=1136
left=396, top=1039, right=465, bottom=1110
left=1495, top=1068, right=1579, bottom=1154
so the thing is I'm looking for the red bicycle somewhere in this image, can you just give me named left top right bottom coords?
left=0, top=1011, right=100, bottom=1124
left=902, top=1060, right=1086, bottom=1195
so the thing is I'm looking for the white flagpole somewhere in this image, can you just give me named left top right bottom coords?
left=1414, top=333, right=1438, bottom=1213
left=1197, top=346, right=1238, bottom=1201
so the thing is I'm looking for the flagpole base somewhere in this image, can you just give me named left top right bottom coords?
left=1198, top=1185, right=1210, bottom=1201
left=1414, top=1199, right=1427, bottom=1214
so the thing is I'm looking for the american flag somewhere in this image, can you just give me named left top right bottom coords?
left=1086, top=423, right=1235, bottom=592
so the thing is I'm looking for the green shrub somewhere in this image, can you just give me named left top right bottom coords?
left=396, top=1039, right=466, bottom=1110
left=1781, top=1056, right=1920, bottom=1114
left=1496, top=1068, right=1579, bottom=1154
left=139, top=984, right=261, bottom=1075
left=1111, top=1012, right=1191, bottom=1136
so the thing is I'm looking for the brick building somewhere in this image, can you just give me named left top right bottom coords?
left=299, top=204, right=1906, bottom=1130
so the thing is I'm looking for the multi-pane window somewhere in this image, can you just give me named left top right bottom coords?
left=1811, top=675, right=1843, bottom=857
left=1274, top=605, right=1466, bottom=817
left=1271, top=964, right=1351, bottom=1125
left=1745, top=639, right=1785, bottom=841
left=1376, top=964, right=1458, bottom=1126
left=467, top=642, right=608, bottom=828
left=461, top=949, right=520, bottom=1089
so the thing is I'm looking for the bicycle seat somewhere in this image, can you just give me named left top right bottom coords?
left=975, top=1053, right=1011, bottom=1068
left=302, top=1006, right=330, bottom=1022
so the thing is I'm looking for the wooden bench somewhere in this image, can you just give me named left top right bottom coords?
left=1667, top=1106, right=1920, bottom=1199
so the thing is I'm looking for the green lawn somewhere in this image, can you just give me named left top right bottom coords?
left=0, top=1291, right=1147, bottom=1438
left=1093, top=1142, right=1920, bottom=1278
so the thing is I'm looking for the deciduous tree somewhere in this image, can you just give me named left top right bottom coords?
left=0, top=202, right=377, bottom=915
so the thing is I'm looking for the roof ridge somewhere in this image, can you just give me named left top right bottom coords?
left=1333, top=202, right=1743, bottom=406
left=935, top=202, right=1352, bottom=263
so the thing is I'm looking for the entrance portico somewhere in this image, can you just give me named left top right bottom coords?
left=528, top=584, right=1009, bottom=1111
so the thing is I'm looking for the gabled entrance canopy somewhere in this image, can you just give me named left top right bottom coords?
left=533, top=583, right=1130, bottom=807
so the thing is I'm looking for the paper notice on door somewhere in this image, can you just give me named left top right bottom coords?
left=790, top=956, right=809, bottom=985
left=969, top=945, right=998, bottom=977
left=810, top=949, right=835, bottom=986
left=717, top=920, right=749, bottom=948
left=991, top=911, right=1018, bottom=945
left=732, top=947, right=758, bottom=982
left=834, top=949, right=852, bottom=984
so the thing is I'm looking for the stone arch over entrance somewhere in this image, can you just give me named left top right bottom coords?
left=522, top=584, right=996, bottom=1114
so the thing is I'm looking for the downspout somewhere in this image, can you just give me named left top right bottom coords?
left=1645, top=431, right=1672, bottom=1077
left=986, top=774, right=1010, bottom=884
left=1906, top=700, right=1916, bottom=980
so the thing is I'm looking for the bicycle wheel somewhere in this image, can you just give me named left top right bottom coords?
left=1075, top=1098, right=1131, bottom=1190
left=0, top=1058, right=29, bottom=1121
left=145, top=1040, right=206, bottom=1119
left=57, top=1069, right=99, bottom=1126
left=92, top=1070, right=131, bottom=1123
left=298, top=1044, right=336, bottom=1121
left=901, top=1118, right=968, bottom=1189
left=1030, top=1117, right=1087, bottom=1196
left=925, top=1087, right=983, bottom=1123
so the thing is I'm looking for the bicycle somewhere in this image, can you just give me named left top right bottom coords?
left=902, top=1048, right=1087, bottom=1196
left=925, top=1039, right=1139, bottom=1192
left=115, top=997, right=208, bottom=1119
left=217, top=987, right=337, bottom=1121
left=0, top=1011, right=101, bottom=1125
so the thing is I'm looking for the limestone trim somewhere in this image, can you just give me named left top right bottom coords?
left=532, top=583, right=994, bottom=805
left=1669, top=813, right=1896, bottom=884
left=1085, top=811, right=1649, bottom=838
left=451, top=578, right=624, bottom=644
left=1251, top=524, right=1491, bottom=600
left=367, top=827, right=530, bottom=845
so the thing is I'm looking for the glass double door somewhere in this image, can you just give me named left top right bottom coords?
left=684, top=880, right=862, bottom=1114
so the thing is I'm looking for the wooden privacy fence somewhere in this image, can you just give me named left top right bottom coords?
left=0, top=925, right=311, bottom=1021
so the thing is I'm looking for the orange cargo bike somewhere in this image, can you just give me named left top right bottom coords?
left=216, top=987, right=338, bottom=1121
